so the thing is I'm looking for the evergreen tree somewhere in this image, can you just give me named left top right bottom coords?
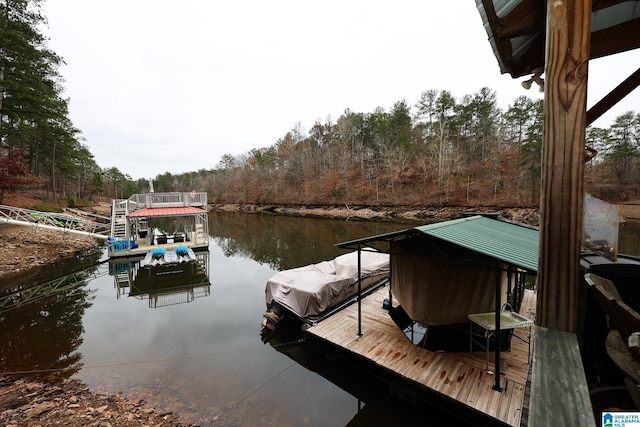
left=604, top=111, right=640, bottom=192
left=1, top=0, right=94, bottom=202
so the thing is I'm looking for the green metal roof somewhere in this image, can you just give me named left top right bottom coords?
left=337, top=215, right=539, bottom=273
left=414, top=215, right=539, bottom=273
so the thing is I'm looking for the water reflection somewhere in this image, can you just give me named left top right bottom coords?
left=0, top=244, right=106, bottom=290
left=264, top=321, right=469, bottom=426
left=0, top=249, right=104, bottom=382
left=108, top=251, right=211, bottom=308
left=208, top=212, right=405, bottom=270
left=1, top=213, right=637, bottom=426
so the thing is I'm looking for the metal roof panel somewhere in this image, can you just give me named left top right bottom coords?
left=415, top=215, right=539, bottom=272
left=336, top=215, right=539, bottom=272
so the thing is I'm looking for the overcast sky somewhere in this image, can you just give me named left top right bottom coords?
left=41, top=1, right=640, bottom=181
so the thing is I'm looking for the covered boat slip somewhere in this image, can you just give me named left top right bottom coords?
left=306, top=285, right=537, bottom=427
left=337, top=216, right=537, bottom=387
left=265, top=249, right=390, bottom=323
left=304, top=215, right=539, bottom=424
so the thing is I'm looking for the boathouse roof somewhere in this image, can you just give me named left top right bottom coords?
left=337, top=215, right=539, bottom=273
left=475, top=0, right=640, bottom=78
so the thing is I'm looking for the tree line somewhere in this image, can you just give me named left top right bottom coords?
left=2, top=0, right=638, bottom=208
left=0, top=0, right=130, bottom=204
left=189, top=92, right=637, bottom=208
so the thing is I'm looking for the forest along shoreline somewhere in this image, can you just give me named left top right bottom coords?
left=1, top=201, right=639, bottom=427
left=5, top=200, right=640, bottom=282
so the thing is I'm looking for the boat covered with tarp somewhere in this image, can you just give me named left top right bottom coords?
left=262, top=249, right=389, bottom=330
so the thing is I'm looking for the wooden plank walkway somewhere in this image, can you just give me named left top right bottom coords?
left=306, top=286, right=537, bottom=427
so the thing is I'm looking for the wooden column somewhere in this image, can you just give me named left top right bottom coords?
left=537, top=0, right=591, bottom=332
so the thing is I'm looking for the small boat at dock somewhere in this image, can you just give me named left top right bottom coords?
left=262, top=249, right=390, bottom=331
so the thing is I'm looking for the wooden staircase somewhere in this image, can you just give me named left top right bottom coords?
left=194, top=223, right=206, bottom=244
left=110, top=202, right=128, bottom=240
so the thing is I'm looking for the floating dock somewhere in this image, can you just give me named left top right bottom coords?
left=108, top=192, right=209, bottom=258
left=305, top=285, right=536, bottom=426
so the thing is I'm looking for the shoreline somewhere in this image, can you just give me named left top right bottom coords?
left=211, top=200, right=640, bottom=223
left=0, top=224, right=194, bottom=426
left=0, top=378, right=193, bottom=427
left=0, top=224, right=100, bottom=283
left=1, top=201, right=638, bottom=426
left=210, top=203, right=542, bottom=225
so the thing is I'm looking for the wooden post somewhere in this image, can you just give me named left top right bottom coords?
left=357, top=244, right=362, bottom=336
left=537, top=0, right=591, bottom=332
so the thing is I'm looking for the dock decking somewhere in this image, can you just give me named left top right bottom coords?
left=305, top=286, right=537, bottom=426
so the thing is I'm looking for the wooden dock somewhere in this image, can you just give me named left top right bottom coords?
left=108, top=192, right=209, bottom=258
left=305, top=286, right=537, bottom=426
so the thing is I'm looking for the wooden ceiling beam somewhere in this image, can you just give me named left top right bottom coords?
left=495, top=0, right=544, bottom=39
left=590, top=18, right=640, bottom=59
left=591, top=0, right=630, bottom=13
left=510, top=36, right=546, bottom=77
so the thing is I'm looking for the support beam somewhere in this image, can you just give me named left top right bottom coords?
left=586, top=67, right=640, bottom=126
left=537, top=0, right=590, bottom=332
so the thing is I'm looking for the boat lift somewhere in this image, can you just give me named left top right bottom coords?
left=0, top=264, right=110, bottom=314
left=0, top=204, right=110, bottom=239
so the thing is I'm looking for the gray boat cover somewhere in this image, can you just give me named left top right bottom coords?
left=265, top=249, right=390, bottom=318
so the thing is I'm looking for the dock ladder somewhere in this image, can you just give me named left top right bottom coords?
left=110, top=201, right=128, bottom=240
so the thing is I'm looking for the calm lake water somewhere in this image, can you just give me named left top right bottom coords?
left=1, top=214, right=639, bottom=426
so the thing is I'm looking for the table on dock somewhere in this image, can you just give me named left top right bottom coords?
left=468, top=310, right=534, bottom=372
left=305, top=285, right=537, bottom=427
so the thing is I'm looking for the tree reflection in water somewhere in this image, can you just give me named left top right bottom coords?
left=0, top=253, right=103, bottom=383
left=209, top=212, right=408, bottom=271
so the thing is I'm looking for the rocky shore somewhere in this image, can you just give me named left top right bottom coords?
left=0, top=224, right=195, bottom=427
left=210, top=203, right=543, bottom=225
left=0, top=224, right=99, bottom=280
left=0, top=378, right=192, bottom=427
left=211, top=200, right=640, bottom=223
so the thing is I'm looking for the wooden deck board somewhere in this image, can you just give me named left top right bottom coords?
left=504, top=382, right=526, bottom=425
left=454, top=365, right=483, bottom=403
left=529, top=327, right=596, bottom=427
left=465, top=371, right=492, bottom=409
left=306, top=285, right=537, bottom=427
left=435, top=358, right=467, bottom=396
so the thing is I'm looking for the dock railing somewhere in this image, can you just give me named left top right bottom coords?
left=127, top=192, right=207, bottom=211
left=529, top=327, right=596, bottom=427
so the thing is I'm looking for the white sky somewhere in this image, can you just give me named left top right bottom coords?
left=41, top=1, right=640, bottom=181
